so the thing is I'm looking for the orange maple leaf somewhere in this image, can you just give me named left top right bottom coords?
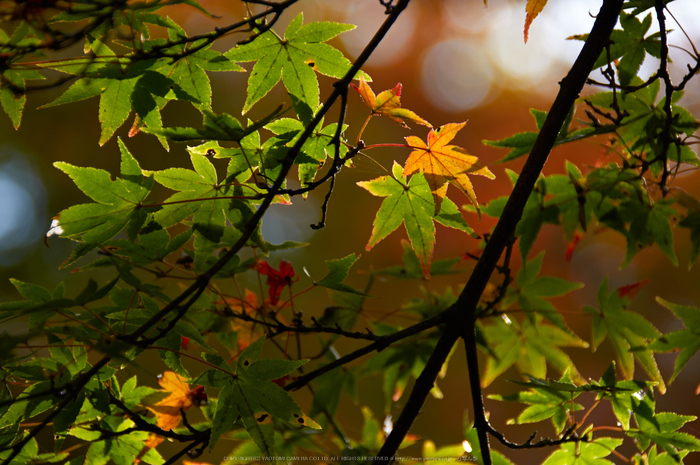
left=524, top=0, right=548, bottom=43
left=227, top=289, right=266, bottom=350
left=222, top=288, right=289, bottom=350
left=145, top=372, right=206, bottom=448
left=403, top=122, right=495, bottom=214
left=352, top=76, right=431, bottom=129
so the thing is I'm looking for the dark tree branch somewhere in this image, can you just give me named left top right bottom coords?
left=487, top=423, right=583, bottom=449
left=371, top=1, right=625, bottom=463
left=285, top=308, right=445, bottom=392
left=161, top=440, right=207, bottom=465
left=1, top=356, right=110, bottom=465
left=223, top=306, right=388, bottom=341
left=478, top=237, right=515, bottom=317
left=655, top=0, right=675, bottom=190
left=108, top=391, right=208, bottom=443
left=310, top=166, right=336, bottom=230
left=374, top=325, right=461, bottom=462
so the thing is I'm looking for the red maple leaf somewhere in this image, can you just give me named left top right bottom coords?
left=565, top=232, right=584, bottom=262
left=271, top=374, right=293, bottom=387
left=255, top=260, right=298, bottom=305
left=617, top=280, right=650, bottom=300
left=351, top=76, right=431, bottom=129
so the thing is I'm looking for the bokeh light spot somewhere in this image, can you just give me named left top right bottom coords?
left=485, top=5, right=561, bottom=90
left=334, top=0, right=417, bottom=68
left=421, top=38, right=495, bottom=112
left=441, top=0, right=492, bottom=34
left=0, top=151, right=46, bottom=266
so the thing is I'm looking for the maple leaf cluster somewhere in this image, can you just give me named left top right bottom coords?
left=352, top=77, right=495, bottom=278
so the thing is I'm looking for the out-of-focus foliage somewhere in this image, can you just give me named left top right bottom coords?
left=1, top=1, right=700, bottom=464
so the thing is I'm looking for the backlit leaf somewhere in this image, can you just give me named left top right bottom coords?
left=583, top=277, right=665, bottom=393
left=648, top=298, right=700, bottom=384
left=226, top=13, right=360, bottom=113
left=351, top=76, right=431, bottom=128
left=52, top=140, right=152, bottom=267
left=403, top=122, right=494, bottom=215
left=524, top=0, right=549, bottom=43
left=317, top=254, right=366, bottom=295
left=358, top=162, right=436, bottom=279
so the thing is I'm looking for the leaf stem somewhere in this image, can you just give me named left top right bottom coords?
left=356, top=114, right=373, bottom=146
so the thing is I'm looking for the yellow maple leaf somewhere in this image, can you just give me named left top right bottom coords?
left=221, top=288, right=290, bottom=350
left=403, top=122, right=494, bottom=215
left=524, top=0, right=549, bottom=43
left=227, top=289, right=266, bottom=350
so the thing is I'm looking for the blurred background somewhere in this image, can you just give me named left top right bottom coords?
left=2, top=0, right=700, bottom=462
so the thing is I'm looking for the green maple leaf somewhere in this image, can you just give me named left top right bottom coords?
left=317, top=253, right=366, bottom=296
left=502, top=251, right=584, bottom=331
left=629, top=390, right=700, bottom=460
left=540, top=161, right=591, bottom=236
left=478, top=169, right=559, bottom=261
left=119, top=376, right=159, bottom=411
left=142, top=108, right=273, bottom=143
left=39, top=39, right=156, bottom=145
left=679, top=211, right=700, bottom=266
left=266, top=116, right=347, bottom=192
left=644, top=446, right=690, bottom=465
left=39, top=31, right=240, bottom=145
left=157, top=20, right=244, bottom=109
left=583, top=277, right=665, bottom=393
left=357, top=162, right=474, bottom=280
left=489, top=369, right=584, bottom=434
left=583, top=79, right=697, bottom=178
left=480, top=313, right=588, bottom=387
left=542, top=436, right=624, bottom=465
left=0, top=68, right=45, bottom=129
left=191, top=126, right=290, bottom=186
left=572, top=12, right=661, bottom=86
left=358, top=336, right=446, bottom=410
left=589, top=362, right=656, bottom=430
left=153, top=151, right=257, bottom=269
left=226, top=13, right=361, bottom=113
left=103, top=229, right=194, bottom=266
left=621, top=200, right=678, bottom=268
left=374, top=239, right=462, bottom=280
left=647, top=298, right=700, bottom=384
left=209, top=336, right=314, bottom=455
left=483, top=108, right=599, bottom=162
left=53, top=139, right=152, bottom=268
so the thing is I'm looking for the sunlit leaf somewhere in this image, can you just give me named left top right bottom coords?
left=524, top=0, right=549, bottom=43
left=404, top=122, right=494, bottom=215
left=226, top=13, right=361, bottom=113
left=351, top=76, right=431, bottom=128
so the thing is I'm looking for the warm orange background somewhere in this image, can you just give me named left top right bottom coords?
left=1, top=1, right=700, bottom=463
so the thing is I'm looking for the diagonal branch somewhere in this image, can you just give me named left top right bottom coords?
left=374, top=0, right=624, bottom=463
